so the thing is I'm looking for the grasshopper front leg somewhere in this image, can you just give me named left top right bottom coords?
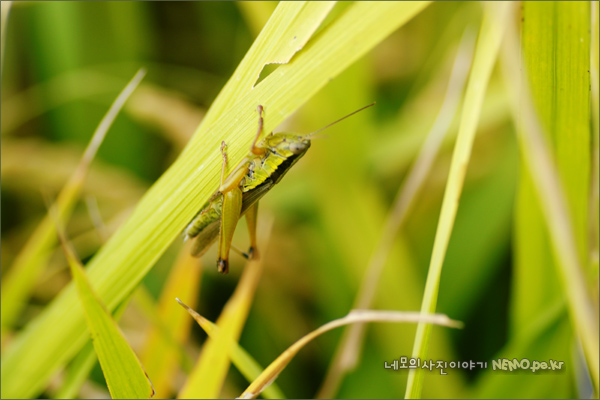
left=217, top=142, right=246, bottom=273
left=216, top=106, right=266, bottom=273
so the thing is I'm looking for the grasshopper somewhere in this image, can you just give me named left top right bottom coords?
left=184, top=102, right=375, bottom=273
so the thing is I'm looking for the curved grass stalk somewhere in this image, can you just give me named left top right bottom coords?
left=240, top=310, right=462, bottom=399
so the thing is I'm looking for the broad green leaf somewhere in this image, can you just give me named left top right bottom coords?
left=202, top=1, right=336, bottom=128
left=405, top=3, right=510, bottom=398
left=513, top=2, right=592, bottom=336
left=239, top=310, right=462, bottom=399
left=501, top=1, right=599, bottom=393
left=177, top=299, right=285, bottom=400
left=589, top=0, right=599, bottom=295
left=0, top=3, right=430, bottom=398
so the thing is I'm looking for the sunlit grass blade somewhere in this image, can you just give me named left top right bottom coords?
left=317, top=27, right=476, bottom=399
left=0, top=4, right=430, bottom=398
left=178, top=219, right=272, bottom=399
left=500, top=6, right=599, bottom=393
left=139, top=243, right=202, bottom=399
left=513, top=2, right=592, bottom=339
left=176, top=299, right=285, bottom=400
left=0, top=1, right=11, bottom=76
left=590, top=1, right=599, bottom=285
left=239, top=310, right=462, bottom=399
left=0, top=68, right=146, bottom=335
left=50, top=208, right=154, bottom=399
left=52, top=295, right=133, bottom=399
left=202, top=1, right=336, bottom=127
left=404, top=3, right=510, bottom=398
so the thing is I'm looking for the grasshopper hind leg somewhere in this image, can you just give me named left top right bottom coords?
left=217, top=186, right=243, bottom=274
left=245, top=202, right=259, bottom=260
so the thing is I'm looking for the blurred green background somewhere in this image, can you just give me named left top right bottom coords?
left=1, top=2, right=597, bottom=399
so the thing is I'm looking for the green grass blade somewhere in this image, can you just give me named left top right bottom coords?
left=202, top=1, right=336, bottom=128
left=404, top=3, right=510, bottom=398
left=500, top=3, right=599, bottom=392
left=590, top=1, right=599, bottom=278
left=51, top=211, right=154, bottom=399
left=67, top=256, right=154, bottom=399
left=0, top=3, right=430, bottom=398
left=240, top=310, right=462, bottom=399
left=52, top=296, right=133, bottom=399
left=176, top=299, right=286, bottom=400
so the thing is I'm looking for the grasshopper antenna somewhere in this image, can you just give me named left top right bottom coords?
left=305, top=102, right=376, bottom=138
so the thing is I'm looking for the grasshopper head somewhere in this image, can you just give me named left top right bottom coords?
left=264, top=133, right=311, bottom=156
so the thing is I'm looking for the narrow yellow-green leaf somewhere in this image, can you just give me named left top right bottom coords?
left=178, top=220, right=271, bottom=399
left=134, top=287, right=195, bottom=375
left=140, top=244, right=202, bottom=399
left=53, top=295, right=133, bottom=399
left=48, top=209, right=154, bottom=399
left=590, top=1, right=599, bottom=278
left=176, top=299, right=285, bottom=400
left=1, top=3, right=430, bottom=398
left=239, top=310, right=462, bottom=399
left=68, top=255, right=154, bottom=399
left=405, top=3, right=510, bottom=398
left=0, top=68, right=146, bottom=334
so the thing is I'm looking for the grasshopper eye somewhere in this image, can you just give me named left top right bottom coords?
left=288, top=142, right=302, bottom=154
left=288, top=139, right=310, bottom=154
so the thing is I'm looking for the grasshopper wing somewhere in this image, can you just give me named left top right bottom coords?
left=189, top=179, right=274, bottom=258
